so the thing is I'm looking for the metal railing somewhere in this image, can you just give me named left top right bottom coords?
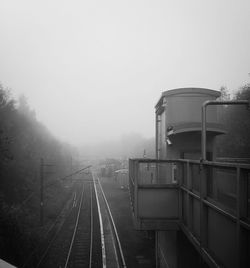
left=129, top=158, right=250, bottom=268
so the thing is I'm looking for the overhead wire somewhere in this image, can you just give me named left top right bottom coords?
left=44, top=165, right=92, bottom=189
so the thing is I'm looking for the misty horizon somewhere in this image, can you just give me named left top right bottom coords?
left=1, top=0, right=250, bottom=145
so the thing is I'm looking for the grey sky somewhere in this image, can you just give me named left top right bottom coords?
left=0, top=0, right=250, bottom=145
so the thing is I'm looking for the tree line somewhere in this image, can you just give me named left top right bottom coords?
left=0, top=83, right=78, bottom=266
left=217, top=84, right=250, bottom=158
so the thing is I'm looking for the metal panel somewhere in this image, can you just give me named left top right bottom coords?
left=192, top=198, right=200, bottom=239
left=137, top=187, right=179, bottom=218
left=207, top=208, right=237, bottom=268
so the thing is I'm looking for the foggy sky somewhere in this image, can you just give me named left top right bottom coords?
left=0, top=0, right=250, bottom=145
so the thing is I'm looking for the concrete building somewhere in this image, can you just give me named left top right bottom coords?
left=129, top=88, right=250, bottom=267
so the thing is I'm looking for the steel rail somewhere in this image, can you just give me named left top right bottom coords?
left=64, top=181, right=85, bottom=268
left=93, top=174, right=107, bottom=268
left=96, top=176, right=127, bottom=268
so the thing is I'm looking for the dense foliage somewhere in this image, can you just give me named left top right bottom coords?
left=217, top=84, right=250, bottom=158
left=0, top=83, right=77, bottom=266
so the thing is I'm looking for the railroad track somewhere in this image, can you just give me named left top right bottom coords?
left=93, top=172, right=127, bottom=268
left=36, top=174, right=102, bottom=268
left=33, top=171, right=126, bottom=268
left=22, top=182, right=79, bottom=268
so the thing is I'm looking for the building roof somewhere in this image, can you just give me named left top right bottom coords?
left=155, top=87, right=221, bottom=110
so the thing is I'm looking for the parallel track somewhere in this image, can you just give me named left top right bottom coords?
left=34, top=171, right=127, bottom=268
left=22, top=183, right=79, bottom=268
left=37, top=176, right=102, bottom=268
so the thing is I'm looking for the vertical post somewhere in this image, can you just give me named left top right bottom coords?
left=200, top=163, right=208, bottom=249
left=178, top=162, right=183, bottom=222
left=236, top=167, right=240, bottom=267
left=155, top=113, right=158, bottom=159
left=201, top=103, right=207, bottom=161
left=155, top=113, right=159, bottom=182
left=186, top=161, right=192, bottom=229
left=40, top=158, right=44, bottom=226
left=134, top=161, right=139, bottom=227
left=70, top=156, right=73, bottom=182
left=129, top=159, right=133, bottom=212
left=237, top=167, right=248, bottom=267
left=155, top=231, right=159, bottom=268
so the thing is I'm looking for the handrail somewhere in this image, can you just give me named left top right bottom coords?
left=129, top=158, right=250, bottom=169
left=129, top=158, right=180, bottom=163
left=138, top=184, right=179, bottom=189
left=129, top=157, right=250, bottom=268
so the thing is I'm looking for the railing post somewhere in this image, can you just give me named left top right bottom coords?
left=178, top=162, right=183, bottom=222
left=200, top=163, right=208, bottom=249
left=134, top=160, right=139, bottom=226
left=128, top=159, right=132, bottom=211
left=129, top=159, right=131, bottom=181
left=40, top=158, right=44, bottom=226
left=155, top=231, right=159, bottom=268
left=186, top=161, right=193, bottom=230
left=236, top=167, right=240, bottom=267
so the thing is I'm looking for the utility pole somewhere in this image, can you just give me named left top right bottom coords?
left=40, top=158, right=44, bottom=226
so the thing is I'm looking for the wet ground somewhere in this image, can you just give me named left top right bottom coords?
left=99, top=176, right=155, bottom=268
